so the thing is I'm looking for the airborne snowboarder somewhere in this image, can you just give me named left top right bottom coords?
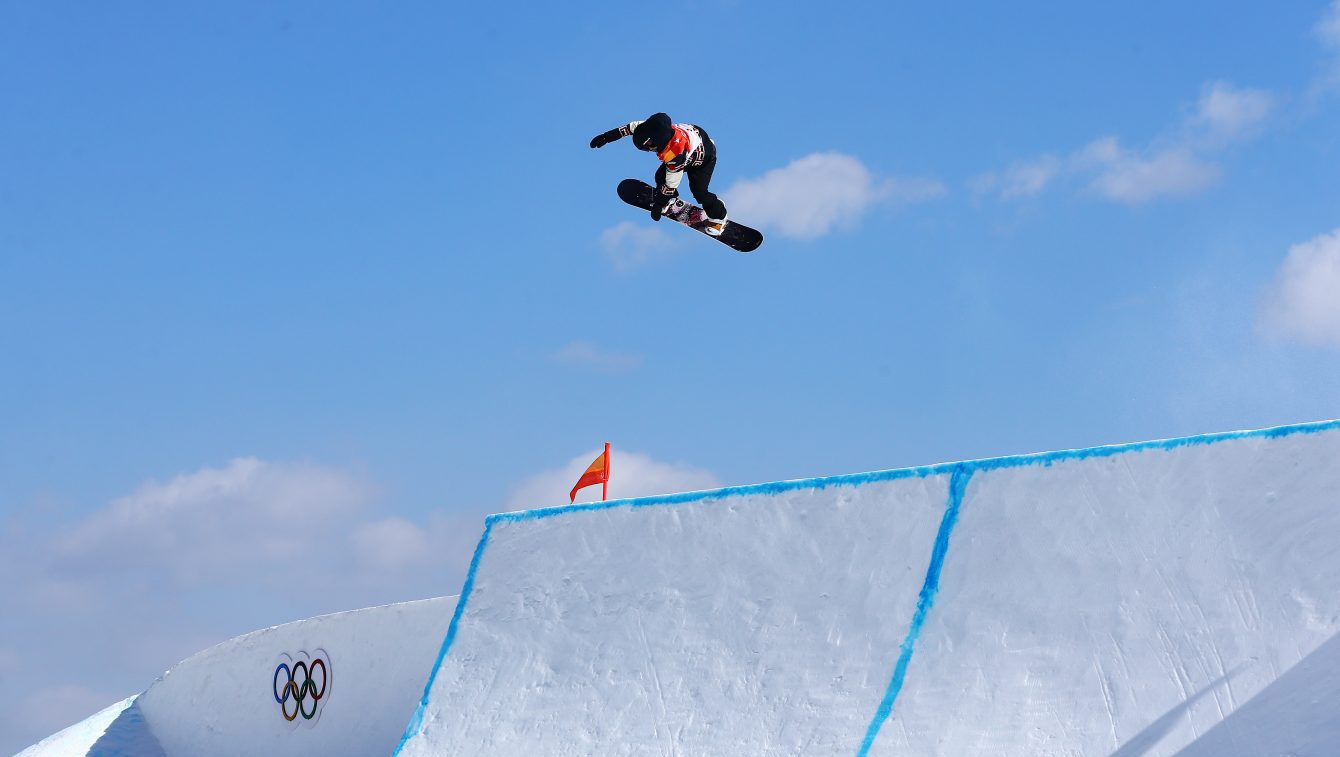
left=590, top=113, right=729, bottom=236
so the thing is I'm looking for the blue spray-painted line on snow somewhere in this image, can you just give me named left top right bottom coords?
left=392, top=418, right=1340, bottom=751
left=393, top=518, right=497, bottom=755
left=855, top=464, right=973, bottom=757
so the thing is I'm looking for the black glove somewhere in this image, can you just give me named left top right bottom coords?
left=589, top=128, right=622, bottom=149
left=650, top=188, right=677, bottom=221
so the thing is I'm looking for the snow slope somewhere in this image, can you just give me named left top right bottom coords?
left=19, top=596, right=455, bottom=757
left=398, top=420, right=1340, bottom=756
left=15, top=698, right=142, bottom=757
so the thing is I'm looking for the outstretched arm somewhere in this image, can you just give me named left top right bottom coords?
left=589, top=121, right=643, bottom=148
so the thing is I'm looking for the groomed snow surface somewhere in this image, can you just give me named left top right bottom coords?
left=23, top=420, right=1340, bottom=755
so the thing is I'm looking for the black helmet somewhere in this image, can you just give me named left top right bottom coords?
left=632, top=113, right=674, bottom=152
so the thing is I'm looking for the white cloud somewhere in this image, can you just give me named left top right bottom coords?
left=53, top=457, right=373, bottom=586
left=967, top=172, right=1000, bottom=198
left=1079, top=139, right=1221, bottom=204
left=723, top=152, right=944, bottom=239
left=1314, top=1, right=1340, bottom=93
left=352, top=517, right=432, bottom=571
left=979, top=80, right=1272, bottom=204
left=1319, top=1, right=1340, bottom=50
left=1260, top=227, right=1340, bottom=347
left=35, top=458, right=489, bottom=601
left=1186, top=81, right=1274, bottom=146
left=883, top=175, right=950, bottom=204
left=599, top=220, right=681, bottom=271
left=504, top=448, right=723, bottom=511
left=553, top=340, right=642, bottom=373
left=998, top=155, right=1064, bottom=198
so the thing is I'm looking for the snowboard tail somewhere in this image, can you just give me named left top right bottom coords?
left=617, top=179, right=763, bottom=253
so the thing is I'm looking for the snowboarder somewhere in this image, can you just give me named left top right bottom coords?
left=590, top=113, right=729, bottom=236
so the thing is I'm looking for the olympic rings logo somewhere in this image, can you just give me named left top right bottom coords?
left=272, top=650, right=332, bottom=724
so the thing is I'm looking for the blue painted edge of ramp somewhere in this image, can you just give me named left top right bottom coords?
left=393, top=418, right=1340, bottom=754
left=856, top=464, right=974, bottom=757
left=394, top=519, right=496, bottom=755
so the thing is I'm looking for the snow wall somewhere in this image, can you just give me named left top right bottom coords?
left=398, top=420, right=1340, bottom=756
left=20, top=596, right=455, bottom=757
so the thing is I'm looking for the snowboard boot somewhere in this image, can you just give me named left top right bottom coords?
left=702, top=214, right=728, bottom=236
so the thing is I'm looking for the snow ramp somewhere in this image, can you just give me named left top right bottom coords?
left=398, top=420, right=1340, bottom=756
left=19, top=596, right=455, bottom=757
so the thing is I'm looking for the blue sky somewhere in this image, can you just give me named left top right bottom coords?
left=3, top=1, right=1340, bottom=749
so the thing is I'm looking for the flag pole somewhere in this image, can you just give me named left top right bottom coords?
left=602, top=442, right=610, bottom=501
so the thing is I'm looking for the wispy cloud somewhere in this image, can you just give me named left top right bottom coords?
left=884, top=175, right=950, bottom=204
left=1259, top=227, right=1340, bottom=348
left=971, top=154, right=1064, bottom=199
left=1321, top=0, right=1340, bottom=47
left=977, top=80, right=1272, bottom=204
left=53, top=458, right=372, bottom=586
left=552, top=340, right=642, bottom=373
left=504, top=448, right=722, bottom=510
left=1314, top=1, right=1340, bottom=92
left=599, top=220, right=682, bottom=271
left=1078, top=139, right=1221, bottom=203
left=1185, top=81, right=1275, bottom=146
left=724, top=152, right=945, bottom=239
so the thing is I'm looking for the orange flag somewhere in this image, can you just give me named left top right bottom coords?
left=570, top=443, right=611, bottom=503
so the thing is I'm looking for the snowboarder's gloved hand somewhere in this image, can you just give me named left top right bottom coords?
left=650, top=188, right=677, bottom=221
left=590, top=128, right=622, bottom=149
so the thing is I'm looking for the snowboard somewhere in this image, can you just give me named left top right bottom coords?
left=617, top=179, right=763, bottom=253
